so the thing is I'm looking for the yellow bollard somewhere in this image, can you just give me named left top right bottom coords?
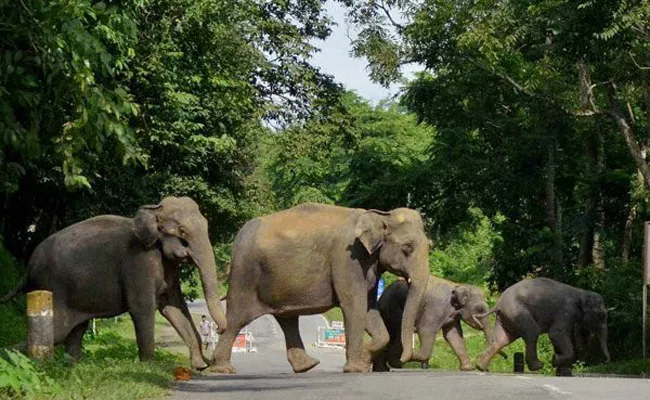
left=27, top=290, right=53, bottom=360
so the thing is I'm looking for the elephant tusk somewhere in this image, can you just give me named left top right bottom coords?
left=471, top=314, right=484, bottom=330
left=407, top=278, right=412, bottom=284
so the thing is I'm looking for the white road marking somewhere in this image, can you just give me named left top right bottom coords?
left=542, top=384, right=572, bottom=396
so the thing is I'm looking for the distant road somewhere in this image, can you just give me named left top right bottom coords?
left=187, top=299, right=345, bottom=374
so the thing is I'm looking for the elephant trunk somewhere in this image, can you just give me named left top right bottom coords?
left=191, top=237, right=227, bottom=334
left=399, top=253, right=429, bottom=364
left=597, top=324, right=610, bottom=363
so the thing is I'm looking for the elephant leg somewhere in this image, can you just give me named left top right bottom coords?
left=372, top=346, right=390, bottom=372
left=339, top=294, right=370, bottom=373
left=275, top=316, right=320, bottom=373
left=476, top=322, right=516, bottom=371
left=387, top=338, right=404, bottom=369
left=130, top=309, right=156, bottom=361
left=158, top=288, right=207, bottom=370
left=443, top=321, right=473, bottom=371
left=516, top=312, right=543, bottom=371
left=363, top=309, right=390, bottom=363
left=548, top=323, right=575, bottom=368
left=210, top=296, right=265, bottom=374
left=64, top=320, right=89, bottom=360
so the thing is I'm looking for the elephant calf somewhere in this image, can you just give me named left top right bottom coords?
left=476, top=277, right=610, bottom=372
left=373, top=276, right=496, bottom=372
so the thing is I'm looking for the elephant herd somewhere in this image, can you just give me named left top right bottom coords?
left=1, top=196, right=610, bottom=374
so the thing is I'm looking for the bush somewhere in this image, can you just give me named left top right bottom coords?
left=0, top=242, right=26, bottom=348
left=0, top=349, right=58, bottom=398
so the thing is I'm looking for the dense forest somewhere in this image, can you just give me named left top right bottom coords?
left=2, top=0, right=650, bottom=362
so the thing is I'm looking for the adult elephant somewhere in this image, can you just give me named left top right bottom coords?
left=1, top=196, right=226, bottom=370
left=476, top=278, right=610, bottom=371
left=210, top=203, right=430, bottom=374
left=373, top=277, right=502, bottom=372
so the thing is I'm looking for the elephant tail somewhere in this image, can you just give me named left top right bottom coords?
left=0, top=273, right=27, bottom=303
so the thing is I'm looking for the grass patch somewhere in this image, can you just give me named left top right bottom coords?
left=2, top=315, right=184, bottom=399
left=323, top=307, right=344, bottom=325
left=582, top=359, right=650, bottom=376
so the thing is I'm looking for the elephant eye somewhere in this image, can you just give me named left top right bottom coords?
left=179, top=237, right=189, bottom=247
left=401, top=243, right=414, bottom=256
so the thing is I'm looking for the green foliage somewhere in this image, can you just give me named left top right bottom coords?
left=0, top=243, right=25, bottom=348
left=430, top=208, right=503, bottom=285
left=0, top=350, right=57, bottom=399
left=267, top=92, right=434, bottom=210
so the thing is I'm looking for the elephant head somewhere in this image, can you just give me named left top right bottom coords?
left=131, top=196, right=227, bottom=333
left=451, top=285, right=493, bottom=347
left=577, top=291, right=610, bottom=363
left=355, top=208, right=430, bottom=363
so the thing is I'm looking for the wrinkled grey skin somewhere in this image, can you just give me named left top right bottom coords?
left=373, top=277, right=495, bottom=372
left=476, top=278, right=610, bottom=371
left=1, top=197, right=226, bottom=370
left=210, top=203, right=430, bottom=374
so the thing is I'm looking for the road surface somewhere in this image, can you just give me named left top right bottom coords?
left=187, top=299, right=345, bottom=373
left=177, top=301, right=650, bottom=400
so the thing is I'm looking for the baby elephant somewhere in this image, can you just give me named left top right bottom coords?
left=373, top=277, right=497, bottom=371
left=476, top=277, right=610, bottom=371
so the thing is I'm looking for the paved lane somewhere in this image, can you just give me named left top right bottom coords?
left=188, top=300, right=345, bottom=374
left=174, top=370, right=650, bottom=400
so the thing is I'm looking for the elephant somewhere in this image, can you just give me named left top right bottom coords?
left=0, top=196, right=226, bottom=370
left=476, top=277, right=610, bottom=372
left=210, top=203, right=431, bottom=374
left=372, top=276, right=500, bottom=372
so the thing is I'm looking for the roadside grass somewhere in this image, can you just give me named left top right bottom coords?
left=323, top=307, right=344, bottom=325
left=582, top=359, right=650, bottom=375
left=1, top=314, right=185, bottom=400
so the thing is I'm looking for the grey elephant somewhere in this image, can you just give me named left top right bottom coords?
left=476, top=277, right=610, bottom=371
left=373, top=276, right=500, bottom=371
left=1, top=196, right=226, bottom=370
left=210, top=203, right=430, bottom=374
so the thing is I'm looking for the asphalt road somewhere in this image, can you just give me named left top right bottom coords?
left=178, top=301, right=650, bottom=400
left=186, top=299, right=345, bottom=373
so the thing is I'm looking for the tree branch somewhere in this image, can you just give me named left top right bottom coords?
left=629, top=52, right=650, bottom=70
left=377, top=0, right=404, bottom=32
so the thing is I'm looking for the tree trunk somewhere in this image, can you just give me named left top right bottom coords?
left=604, top=82, right=650, bottom=189
left=545, top=136, right=564, bottom=270
left=578, top=131, right=598, bottom=268
left=623, top=84, right=650, bottom=261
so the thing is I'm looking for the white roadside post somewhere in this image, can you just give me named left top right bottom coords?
left=27, top=290, right=53, bottom=360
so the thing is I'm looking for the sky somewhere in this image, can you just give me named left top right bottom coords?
left=310, top=1, right=420, bottom=104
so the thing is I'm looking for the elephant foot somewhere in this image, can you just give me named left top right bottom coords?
left=191, top=360, right=209, bottom=371
left=287, top=348, right=320, bottom=373
left=475, top=354, right=490, bottom=372
left=343, top=359, right=371, bottom=373
left=372, top=362, right=390, bottom=372
left=551, top=354, right=573, bottom=369
left=460, top=363, right=475, bottom=371
left=527, top=359, right=543, bottom=371
left=209, top=361, right=237, bottom=374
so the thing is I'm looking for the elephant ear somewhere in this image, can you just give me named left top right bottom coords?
left=355, top=211, right=388, bottom=254
left=451, top=285, right=471, bottom=309
left=131, top=204, right=162, bottom=248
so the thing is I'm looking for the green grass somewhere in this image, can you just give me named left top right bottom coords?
left=582, top=359, right=650, bottom=376
left=323, top=307, right=344, bottom=325
left=1, top=315, right=184, bottom=399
